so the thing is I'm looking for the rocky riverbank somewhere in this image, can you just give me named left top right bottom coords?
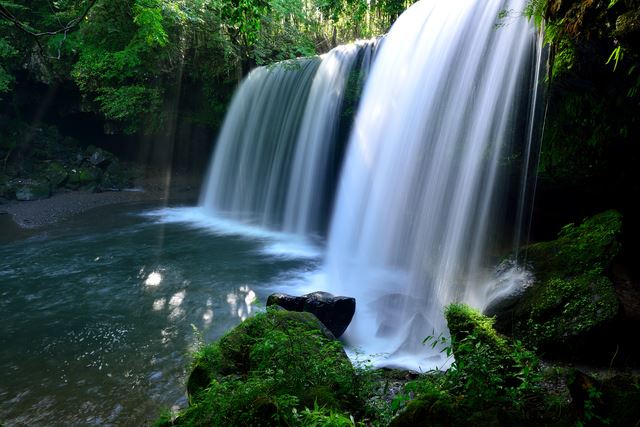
left=0, top=121, right=201, bottom=231
left=1, top=189, right=157, bottom=229
left=0, top=172, right=199, bottom=232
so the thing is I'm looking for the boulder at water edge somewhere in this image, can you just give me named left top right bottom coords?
left=266, top=291, right=355, bottom=338
left=174, top=308, right=360, bottom=426
left=10, top=179, right=51, bottom=201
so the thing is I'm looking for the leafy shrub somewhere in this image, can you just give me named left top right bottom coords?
left=390, top=304, right=552, bottom=426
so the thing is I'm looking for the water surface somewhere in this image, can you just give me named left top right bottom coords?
left=0, top=203, right=319, bottom=425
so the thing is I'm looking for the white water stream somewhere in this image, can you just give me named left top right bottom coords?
left=198, top=0, right=543, bottom=370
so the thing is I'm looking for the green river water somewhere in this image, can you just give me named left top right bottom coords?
left=0, top=202, right=320, bottom=425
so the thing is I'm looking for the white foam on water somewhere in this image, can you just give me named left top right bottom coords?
left=142, top=207, right=322, bottom=260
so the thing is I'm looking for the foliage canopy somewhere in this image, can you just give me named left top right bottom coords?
left=0, top=0, right=414, bottom=132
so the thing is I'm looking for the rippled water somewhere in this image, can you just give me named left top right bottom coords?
left=0, top=203, right=320, bottom=426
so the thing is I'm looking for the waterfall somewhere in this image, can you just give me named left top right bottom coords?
left=200, top=41, right=378, bottom=237
left=197, top=0, right=543, bottom=371
left=322, top=0, right=542, bottom=370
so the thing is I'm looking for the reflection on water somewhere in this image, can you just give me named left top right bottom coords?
left=226, top=285, right=257, bottom=321
left=145, top=271, right=163, bottom=287
left=0, top=203, right=319, bottom=425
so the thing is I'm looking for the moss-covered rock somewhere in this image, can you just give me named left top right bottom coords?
left=493, top=211, right=622, bottom=358
left=446, top=303, right=509, bottom=352
left=516, top=271, right=619, bottom=350
left=67, top=166, right=101, bottom=191
left=444, top=304, right=541, bottom=397
left=44, top=161, right=68, bottom=187
left=390, top=305, right=567, bottom=427
left=172, top=308, right=361, bottom=426
left=101, top=161, right=133, bottom=191
left=389, top=395, right=457, bottom=427
left=526, top=210, right=622, bottom=280
left=5, top=178, right=51, bottom=201
left=85, top=145, right=113, bottom=167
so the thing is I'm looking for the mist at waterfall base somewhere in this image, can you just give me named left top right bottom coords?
left=163, top=0, right=543, bottom=371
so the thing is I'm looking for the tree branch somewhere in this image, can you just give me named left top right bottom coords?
left=0, top=0, right=97, bottom=38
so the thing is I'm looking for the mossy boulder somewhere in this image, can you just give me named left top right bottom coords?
left=391, top=305, right=564, bottom=427
left=444, top=304, right=540, bottom=394
left=101, top=161, right=133, bottom=191
left=491, top=211, right=622, bottom=358
left=389, top=394, right=457, bottom=427
left=526, top=210, right=622, bottom=280
left=173, top=308, right=360, bottom=426
left=446, top=303, right=509, bottom=352
left=6, top=178, right=51, bottom=201
left=44, top=161, right=68, bottom=187
left=85, top=145, right=113, bottom=167
left=515, top=271, right=619, bottom=352
left=67, top=166, right=101, bottom=190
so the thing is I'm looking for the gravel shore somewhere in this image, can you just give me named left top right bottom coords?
left=0, top=176, right=199, bottom=230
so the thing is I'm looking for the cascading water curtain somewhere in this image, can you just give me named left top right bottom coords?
left=323, top=0, right=544, bottom=370
left=200, top=41, right=379, bottom=238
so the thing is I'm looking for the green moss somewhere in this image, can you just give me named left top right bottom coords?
left=391, top=305, right=565, bottom=426
left=101, top=161, right=133, bottom=190
left=44, top=161, right=68, bottom=187
left=512, top=211, right=622, bottom=351
left=389, top=395, right=456, bottom=427
left=526, top=210, right=622, bottom=279
left=518, top=272, right=619, bottom=348
left=555, top=210, right=621, bottom=272
left=67, top=166, right=101, bottom=190
left=445, top=303, right=508, bottom=351
left=170, top=308, right=360, bottom=426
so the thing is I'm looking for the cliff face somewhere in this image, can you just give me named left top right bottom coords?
left=528, top=0, right=640, bottom=279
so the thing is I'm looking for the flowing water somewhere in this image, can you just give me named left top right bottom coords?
left=198, top=0, right=543, bottom=371
left=201, top=41, right=378, bottom=238
left=0, top=203, right=319, bottom=425
left=324, top=0, right=542, bottom=370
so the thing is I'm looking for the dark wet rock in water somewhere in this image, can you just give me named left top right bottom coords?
left=266, top=292, right=306, bottom=311
left=303, top=291, right=356, bottom=338
left=10, top=179, right=51, bottom=201
left=267, top=291, right=355, bottom=338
